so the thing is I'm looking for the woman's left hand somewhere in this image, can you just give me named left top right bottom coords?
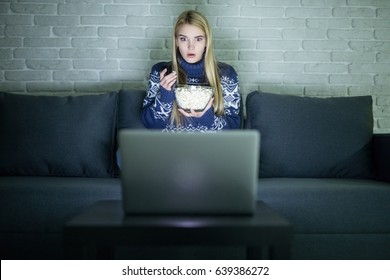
left=178, top=98, right=214, bottom=118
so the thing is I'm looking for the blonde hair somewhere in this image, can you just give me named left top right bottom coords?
left=170, top=10, right=224, bottom=126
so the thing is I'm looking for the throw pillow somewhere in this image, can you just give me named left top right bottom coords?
left=117, top=89, right=146, bottom=130
left=0, top=91, right=118, bottom=177
left=245, top=91, right=375, bottom=178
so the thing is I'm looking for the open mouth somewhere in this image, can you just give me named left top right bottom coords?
left=187, top=53, right=196, bottom=58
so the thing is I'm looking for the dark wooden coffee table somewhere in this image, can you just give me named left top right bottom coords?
left=64, top=200, right=292, bottom=259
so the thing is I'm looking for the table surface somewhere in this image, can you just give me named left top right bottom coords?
left=64, top=200, right=292, bottom=247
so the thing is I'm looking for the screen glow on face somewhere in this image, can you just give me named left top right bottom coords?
left=176, top=24, right=207, bottom=64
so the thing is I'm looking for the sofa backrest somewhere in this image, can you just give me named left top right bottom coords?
left=117, top=89, right=146, bottom=130
left=2, top=89, right=379, bottom=180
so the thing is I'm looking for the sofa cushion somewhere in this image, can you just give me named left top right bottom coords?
left=0, top=176, right=121, bottom=259
left=257, top=178, right=390, bottom=234
left=0, top=91, right=118, bottom=177
left=246, top=91, right=374, bottom=178
left=118, top=89, right=146, bottom=130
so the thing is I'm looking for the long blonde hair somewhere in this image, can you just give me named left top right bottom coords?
left=170, top=10, right=224, bottom=126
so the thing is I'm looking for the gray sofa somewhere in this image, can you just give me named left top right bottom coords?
left=1, top=89, right=389, bottom=260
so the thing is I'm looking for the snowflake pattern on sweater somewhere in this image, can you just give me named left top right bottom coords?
left=141, top=59, right=240, bottom=132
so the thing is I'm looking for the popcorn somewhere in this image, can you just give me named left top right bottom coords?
left=175, top=85, right=214, bottom=112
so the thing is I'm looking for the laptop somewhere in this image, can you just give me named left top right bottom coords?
left=118, top=129, right=260, bottom=215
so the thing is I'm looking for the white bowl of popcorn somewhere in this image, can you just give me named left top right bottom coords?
left=175, top=85, right=214, bottom=112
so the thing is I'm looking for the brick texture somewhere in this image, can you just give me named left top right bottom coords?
left=0, top=0, right=389, bottom=132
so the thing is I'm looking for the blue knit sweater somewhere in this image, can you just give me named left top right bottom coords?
left=141, top=58, right=240, bottom=132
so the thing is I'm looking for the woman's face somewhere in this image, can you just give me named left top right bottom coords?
left=176, top=23, right=207, bottom=64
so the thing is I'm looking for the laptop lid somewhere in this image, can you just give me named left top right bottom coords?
left=119, top=130, right=260, bottom=215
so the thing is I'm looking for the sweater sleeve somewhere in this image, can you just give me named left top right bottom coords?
left=141, top=62, right=174, bottom=129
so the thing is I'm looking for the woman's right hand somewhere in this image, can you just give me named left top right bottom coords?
left=159, top=68, right=177, bottom=91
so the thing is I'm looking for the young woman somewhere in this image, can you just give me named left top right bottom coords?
left=141, top=10, right=240, bottom=132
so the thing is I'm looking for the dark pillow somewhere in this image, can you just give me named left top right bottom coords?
left=117, top=89, right=146, bottom=130
left=246, top=91, right=375, bottom=178
left=114, top=89, right=146, bottom=173
left=0, top=91, right=118, bottom=177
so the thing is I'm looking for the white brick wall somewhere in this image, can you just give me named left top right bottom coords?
left=0, top=0, right=389, bottom=132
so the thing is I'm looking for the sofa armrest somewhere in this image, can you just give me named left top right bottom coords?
left=373, top=133, right=390, bottom=182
